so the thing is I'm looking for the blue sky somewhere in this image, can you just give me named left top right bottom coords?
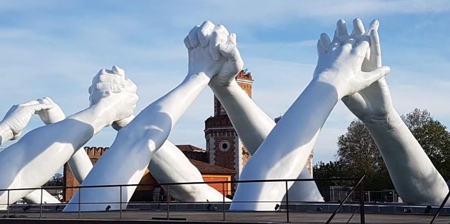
left=0, top=0, right=449, bottom=164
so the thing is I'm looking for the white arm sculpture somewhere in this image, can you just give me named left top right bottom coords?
left=209, top=70, right=323, bottom=202
left=37, top=97, right=93, bottom=183
left=64, top=21, right=243, bottom=212
left=230, top=19, right=390, bottom=211
left=339, top=19, right=449, bottom=205
left=0, top=100, right=60, bottom=204
left=0, top=66, right=137, bottom=210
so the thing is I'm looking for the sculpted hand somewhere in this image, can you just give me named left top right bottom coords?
left=36, top=97, right=66, bottom=124
left=184, top=21, right=243, bottom=80
left=0, top=100, right=54, bottom=139
left=339, top=19, right=395, bottom=122
left=314, top=19, right=390, bottom=99
left=89, top=66, right=138, bottom=124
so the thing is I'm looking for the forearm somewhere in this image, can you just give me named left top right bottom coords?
left=231, top=79, right=339, bottom=210
left=122, top=73, right=210, bottom=152
left=363, top=111, right=448, bottom=202
left=243, top=80, right=338, bottom=177
left=152, top=73, right=209, bottom=125
left=210, top=81, right=275, bottom=154
left=68, top=149, right=93, bottom=183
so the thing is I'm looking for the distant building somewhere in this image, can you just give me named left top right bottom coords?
left=63, top=70, right=314, bottom=201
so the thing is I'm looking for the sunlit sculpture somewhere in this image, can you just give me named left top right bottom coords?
left=208, top=62, right=323, bottom=202
left=64, top=21, right=243, bottom=212
left=230, top=18, right=391, bottom=211
left=0, top=100, right=61, bottom=205
left=0, top=67, right=138, bottom=209
left=339, top=20, right=449, bottom=205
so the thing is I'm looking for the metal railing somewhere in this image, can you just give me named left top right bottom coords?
left=0, top=177, right=365, bottom=223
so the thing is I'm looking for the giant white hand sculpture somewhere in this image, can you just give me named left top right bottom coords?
left=209, top=71, right=323, bottom=202
left=0, top=99, right=60, bottom=205
left=0, top=66, right=137, bottom=210
left=338, top=19, right=449, bottom=205
left=64, top=21, right=243, bottom=212
left=230, top=18, right=390, bottom=211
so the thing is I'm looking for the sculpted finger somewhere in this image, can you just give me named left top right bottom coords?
left=229, top=33, right=237, bottom=46
left=20, top=100, right=40, bottom=107
left=317, top=40, right=326, bottom=56
left=30, top=103, right=54, bottom=113
left=188, top=25, right=200, bottom=48
left=198, top=21, right=215, bottom=47
left=360, top=66, right=391, bottom=88
left=351, top=18, right=365, bottom=39
left=112, top=66, right=125, bottom=77
left=367, top=19, right=380, bottom=34
left=353, top=35, right=370, bottom=58
left=336, top=19, right=349, bottom=43
left=209, top=30, right=228, bottom=61
left=218, top=43, right=241, bottom=61
left=370, top=29, right=382, bottom=67
left=319, top=33, right=331, bottom=52
left=184, top=35, right=192, bottom=50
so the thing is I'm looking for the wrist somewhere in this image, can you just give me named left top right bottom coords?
left=184, top=72, right=210, bottom=84
left=312, top=70, right=346, bottom=99
left=362, top=110, right=402, bottom=130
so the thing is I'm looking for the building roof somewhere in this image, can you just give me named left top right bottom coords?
left=188, top=159, right=236, bottom=174
left=176, top=144, right=205, bottom=152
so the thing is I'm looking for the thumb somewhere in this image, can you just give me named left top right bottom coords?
left=360, top=66, right=390, bottom=87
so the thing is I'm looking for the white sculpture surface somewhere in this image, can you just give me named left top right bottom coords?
left=0, top=67, right=138, bottom=209
left=36, top=97, right=94, bottom=184
left=230, top=18, right=390, bottom=211
left=209, top=67, right=323, bottom=202
left=64, top=21, right=243, bottom=212
left=0, top=100, right=61, bottom=205
left=338, top=20, right=449, bottom=205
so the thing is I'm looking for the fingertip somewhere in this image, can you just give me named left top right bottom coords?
left=369, top=19, right=380, bottom=30
left=112, top=66, right=125, bottom=76
left=381, top=66, right=391, bottom=75
left=352, top=18, right=365, bottom=37
left=320, top=33, right=331, bottom=49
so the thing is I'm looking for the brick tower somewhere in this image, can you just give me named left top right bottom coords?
left=204, top=70, right=253, bottom=181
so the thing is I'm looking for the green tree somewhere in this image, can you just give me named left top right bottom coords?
left=402, top=108, right=450, bottom=180
left=313, top=161, right=348, bottom=189
left=335, top=120, right=392, bottom=190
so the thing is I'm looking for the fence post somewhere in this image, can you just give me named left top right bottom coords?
left=285, top=180, right=290, bottom=223
left=222, top=182, right=225, bottom=221
left=166, top=185, right=170, bottom=220
left=40, top=187, right=43, bottom=218
left=119, top=185, right=123, bottom=219
left=78, top=187, right=81, bottom=219
left=6, top=189, right=10, bottom=218
left=359, top=177, right=365, bottom=224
